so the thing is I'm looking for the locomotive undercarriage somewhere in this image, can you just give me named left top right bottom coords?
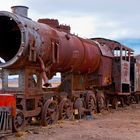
left=0, top=66, right=140, bottom=133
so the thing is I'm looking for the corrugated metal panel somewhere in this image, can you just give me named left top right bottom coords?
left=0, top=107, right=12, bottom=136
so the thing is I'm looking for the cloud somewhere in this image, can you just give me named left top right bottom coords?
left=0, top=0, right=25, bottom=11
left=19, top=0, right=140, bottom=40
left=0, top=0, right=140, bottom=42
left=23, top=0, right=139, bottom=16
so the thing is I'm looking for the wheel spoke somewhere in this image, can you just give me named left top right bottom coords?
left=13, top=109, right=25, bottom=132
left=86, top=92, right=96, bottom=112
left=59, top=98, right=73, bottom=120
left=41, top=99, right=58, bottom=126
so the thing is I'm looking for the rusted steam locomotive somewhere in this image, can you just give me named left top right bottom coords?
left=0, top=6, right=140, bottom=135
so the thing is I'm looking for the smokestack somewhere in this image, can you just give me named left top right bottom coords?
left=11, top=5, right=29, bottom=18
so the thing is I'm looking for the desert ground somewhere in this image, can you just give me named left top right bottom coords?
left=3, top=103, right=140, bottom=140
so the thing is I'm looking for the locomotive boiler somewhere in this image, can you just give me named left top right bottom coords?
left=0, top=6, right=140, bottom=134
left=0, top=6, right=105, bottom=86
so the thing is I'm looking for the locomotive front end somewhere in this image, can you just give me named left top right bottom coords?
left=0, top=7, right=28, bottom=68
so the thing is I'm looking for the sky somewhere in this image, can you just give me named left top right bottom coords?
left=0, top=0, right=140, bottom=54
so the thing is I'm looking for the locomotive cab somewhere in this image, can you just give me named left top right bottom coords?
left=112, top=45, right=134, bottom=95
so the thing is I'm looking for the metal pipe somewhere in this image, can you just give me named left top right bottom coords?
left=11, top=5, right=29, bottom=18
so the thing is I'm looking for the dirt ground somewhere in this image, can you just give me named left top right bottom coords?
left=3, top=104, right=140, bottom=140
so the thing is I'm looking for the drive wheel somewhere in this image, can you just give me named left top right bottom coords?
left=135, top=94, right=140, bottom=104
left=41, top=99, right=59, bottom=126
left=120, top=97, right=125, bottom=107
left=59, top=98, right=73, bottom=120
left=86, top=91, right=96, bottom=112
left=13, top=109, right=25, bottom=132
left=112, top=97, right=118, bottom=109
left=96, top=91, right=106, bottom=113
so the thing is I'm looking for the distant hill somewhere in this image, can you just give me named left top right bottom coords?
left=1, top=76, right=61, bottom=84
left=49, top=77, right=61, bottom=83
